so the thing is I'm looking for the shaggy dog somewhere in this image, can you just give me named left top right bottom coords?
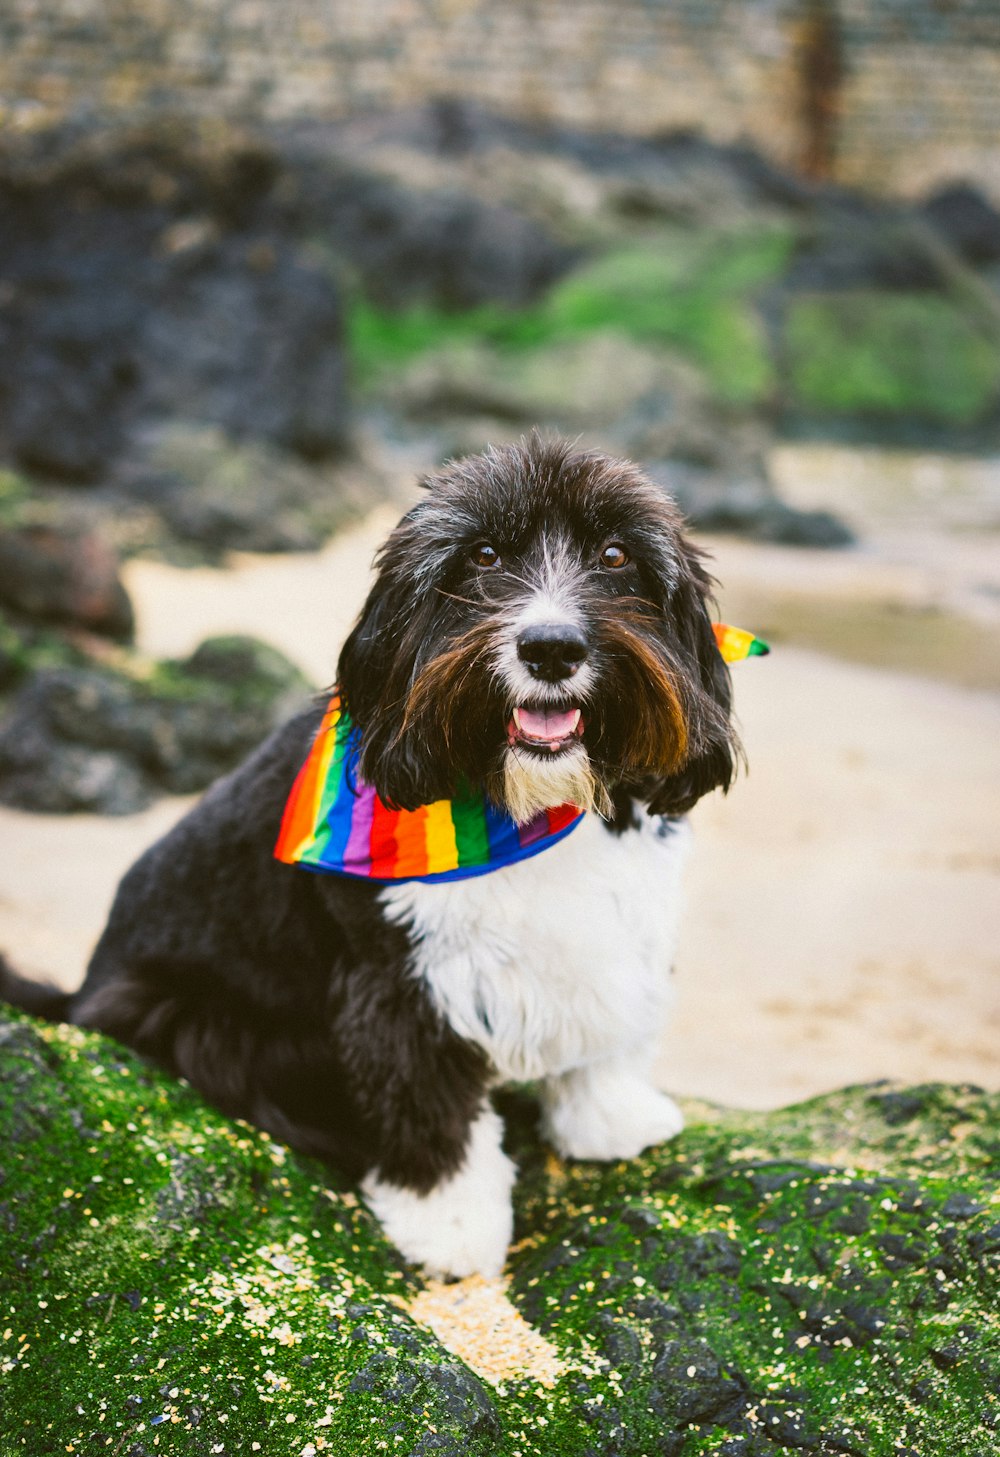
left=2, top=439, right=738, bottom=1278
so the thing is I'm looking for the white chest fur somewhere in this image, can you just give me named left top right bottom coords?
left=380, top=812, right=691, bottom=1083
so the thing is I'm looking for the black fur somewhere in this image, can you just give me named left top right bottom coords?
left=0, top=953, right=71, bottom=1022
left=2, top=439, right=738, bottom=1199
left=70, top=712, right=488, bottom=1192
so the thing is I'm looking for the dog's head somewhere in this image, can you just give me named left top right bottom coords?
left=338, top=439, right=740, bottom=823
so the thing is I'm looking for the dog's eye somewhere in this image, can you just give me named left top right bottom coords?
left=472, top=543, right=501, bottom=570
left=600, top=543, right=630, bottom=569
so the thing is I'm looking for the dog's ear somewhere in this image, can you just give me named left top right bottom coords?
left=337, top=578, right=398, bottom=727
left=336, top=556, right=461, bottom=811
left=645, top=542, right=739, bottom=818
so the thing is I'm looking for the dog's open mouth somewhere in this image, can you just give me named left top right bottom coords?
left=507, top=705, right=586, bottom=754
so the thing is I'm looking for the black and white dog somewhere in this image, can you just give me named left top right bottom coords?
left=3, top=439, right=738, bottom=1279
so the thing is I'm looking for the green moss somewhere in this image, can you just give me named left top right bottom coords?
left=0, top=609, right=87, bottom=696
left=0, top=471, right=30, bottom=526
left=785, top=293, right=1000, bottom=425
left=351, top=231, right=1000, bottom=431
left=347, top=296, right=515, bottom=384
left=501, top=1084, right=1000, bottom=1454
left=350, top=226, right=794, bottom=408
left=1, top=1015, right=997, bottom=1456
left=540, top=230, right=791, bottom=404
left=142, top=635, right=311, bottom=708
left=0, top=633, right=312, bottom=812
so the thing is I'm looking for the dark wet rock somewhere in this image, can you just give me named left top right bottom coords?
left=388, top=332, right=681, bottom=430
left=300, top=163, right=576, bottom=312
left=0, top=1014, right=998, bottom=1454
left=968, top=1222, right=1000, bottom=1264
left=0, top=130, right=351, bottom=485
left=829, top=1196, right=874, bottom=1236
left=0, top=520, right=134, bottom=640
left=649, top=1337, right=747, bottom=1426
left=653, top=461, right=855, bottom=547
left=0, top=636, right=310, bottom=813
left=0, top=296, right=137, bottom=483
left=125, top=423, right=374, bottom=554
left=716, top=1440, right=774, bottom=1457
left=782, top=216, right=944, bottom=293
left=920, top=184, right=1000, bottom=266
left=596, top=1312, right=643, bottom=1370
left=0, top=217, right=350, bottom=482
left=0, top=123, right=574, bottom=497
left=869, top=1088, right=934, bottom=1126
left=941, top=1193, right=986, bottom=1222
left=147, top=233, right=350, bottom=462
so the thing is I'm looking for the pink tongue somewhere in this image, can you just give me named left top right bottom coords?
left=516, top=707, right=579, bottom=741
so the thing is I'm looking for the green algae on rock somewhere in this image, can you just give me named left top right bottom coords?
left=0, top=1012, right=997, bottom=1455
left=0, top=634, right=311, bottom=815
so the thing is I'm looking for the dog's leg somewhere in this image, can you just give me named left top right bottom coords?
left=540, top=1051, right=684, bottom=1162
left=362, top=1104, right=515, bottom=1279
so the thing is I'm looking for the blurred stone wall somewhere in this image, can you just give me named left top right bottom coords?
left=1, top=0, right=998, bottom=199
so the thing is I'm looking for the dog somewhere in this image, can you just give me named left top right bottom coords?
left=2, top=438, right=739, bottom=1279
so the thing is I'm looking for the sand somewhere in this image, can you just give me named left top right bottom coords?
left=1, top=455, right=998, bottom=1110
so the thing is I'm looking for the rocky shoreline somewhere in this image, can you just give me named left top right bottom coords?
left=1, top=1010, right=997, bottom=1456
left=4, top=107, right=1000, bottom=816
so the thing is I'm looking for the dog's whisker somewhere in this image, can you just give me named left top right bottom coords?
left=434, top=588, right=482, bottom=607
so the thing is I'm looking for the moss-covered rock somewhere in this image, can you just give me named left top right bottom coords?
left=355, top=227, right=793, bottom=413
left=0, top=636, right=311, bottom=814
left=784, top=293, right=1000, bottom=427
left=387, top=331, right=694, bottom=429
left=1, top=1012, right=997, bottom=1455
left=130, top=425, right=378, bottom=556
left=0, top=610, right=91, bottom=699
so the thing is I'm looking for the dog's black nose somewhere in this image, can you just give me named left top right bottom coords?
left=517, top=624, right=589, bottom=681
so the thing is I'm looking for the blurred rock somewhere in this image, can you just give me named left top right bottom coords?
left=143, top=234, right=350, bottom=460
left=0, top=298, right=138, bottom=483
left=0, top=123, right=575, bottom=491
left=653, top=463, right=855, bottom=547
left=300, top=163, right=577, bottom=310
left=388, top=332, right=697, bottom=429
left=0, top=610, right=86, bottom=697
left=919, top=183, right=1000, bottom=266
left=0, top=636, right=310, bottom=814
left=387, top=328, right=854, bottom=546
left=126, top=423, right=376, bottom=554
left=319, top=104, right=809, bottom=239
left=2, top=1009, right=998, bottom=1454
left=0, top=521, right=134, bottom=640
left=782, top=214, right=943, bottom=292
left=0, top=133, right=351, bottom=486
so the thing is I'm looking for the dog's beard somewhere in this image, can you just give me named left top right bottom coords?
left=498, top=742, right=611, bottom=824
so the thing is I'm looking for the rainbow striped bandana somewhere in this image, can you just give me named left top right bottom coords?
left=711, top=622, right=769, bottom=664
left=275, top=694, right=583, bottom=884
left=275, top=623, right=767, bottom=885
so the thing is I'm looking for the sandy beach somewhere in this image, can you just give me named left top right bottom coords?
left=2, top=455, right=998, bottom=1110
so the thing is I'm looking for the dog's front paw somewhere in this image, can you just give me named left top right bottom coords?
left=361, top=1108, right=515, bottom=1279
left=544, top=1075, right=685, bottom=1162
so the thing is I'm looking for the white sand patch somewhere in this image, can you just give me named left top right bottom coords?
left=658, top=641, right=1000, bottom=1108
left=123, top=505, right=400, bottom=686
left=408, top=1277, right=566, bottom=1388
